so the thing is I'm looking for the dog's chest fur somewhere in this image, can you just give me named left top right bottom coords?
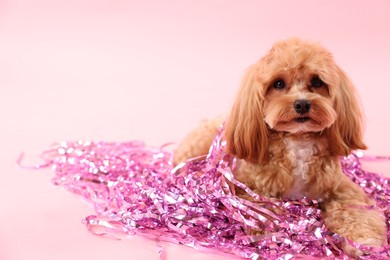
left=234, top=133, right=328, bottom=200
left=284, top=137, right=318, bottom=199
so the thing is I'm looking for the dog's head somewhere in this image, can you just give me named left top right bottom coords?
left=225, top=38, right=367, bottom=163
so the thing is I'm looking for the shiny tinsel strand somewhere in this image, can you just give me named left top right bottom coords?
left=26, top=130, right=389, bottom=259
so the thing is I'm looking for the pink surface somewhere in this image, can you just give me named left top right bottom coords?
left=1, top=1, right=389, bottom=259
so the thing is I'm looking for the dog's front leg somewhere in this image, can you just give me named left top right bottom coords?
left=320, top=174, right=387, bottom=257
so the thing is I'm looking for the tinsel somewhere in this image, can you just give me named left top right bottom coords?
left=23, top=129, right=389, bottom=259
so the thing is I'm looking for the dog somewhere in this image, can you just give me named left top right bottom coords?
left=173, top=38, right=387, bottom=256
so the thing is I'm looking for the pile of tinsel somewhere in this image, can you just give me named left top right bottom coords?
left=26, top=129, right=389, bottom=259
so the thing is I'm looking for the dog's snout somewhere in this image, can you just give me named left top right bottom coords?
left=294, top=99, right=311, bottom=114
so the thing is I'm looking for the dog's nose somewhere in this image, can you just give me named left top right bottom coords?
left=294, top=99, right=311, bottom=114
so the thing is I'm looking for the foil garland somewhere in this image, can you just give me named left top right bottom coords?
left=26, top=129, right=389, bottom=259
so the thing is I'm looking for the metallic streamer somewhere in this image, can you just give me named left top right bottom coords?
left=24, top=128, right=389, bottom=259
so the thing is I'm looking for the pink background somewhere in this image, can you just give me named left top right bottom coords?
left=1, top=1, right=389, bottom=259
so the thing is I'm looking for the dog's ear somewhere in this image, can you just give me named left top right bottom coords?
left=327, top=66, right=367, bottom=156
left=224, top=62, right=269, bottom=163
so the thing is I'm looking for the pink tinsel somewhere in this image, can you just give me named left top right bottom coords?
left=25, top=129, right=389, bottom=259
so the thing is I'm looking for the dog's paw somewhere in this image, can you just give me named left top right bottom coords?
left=342, top=242, right=364, bottom=258
left=342, top=237, right=387, bottom=259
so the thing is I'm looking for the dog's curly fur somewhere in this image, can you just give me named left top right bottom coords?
left=173, top=38, right=387, bottom=256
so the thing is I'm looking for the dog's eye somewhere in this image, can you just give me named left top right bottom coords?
left=273, top=80, right=286, bottom=90
left=311, top=77, right=323, bottom=88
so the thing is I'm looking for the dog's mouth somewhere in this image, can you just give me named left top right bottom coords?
left=294, top=116, right=311, bottom=123
left=272, top=112, right=331, bottom=133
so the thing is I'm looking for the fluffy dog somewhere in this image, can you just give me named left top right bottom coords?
left=173, top=38, right=387, bottom=256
